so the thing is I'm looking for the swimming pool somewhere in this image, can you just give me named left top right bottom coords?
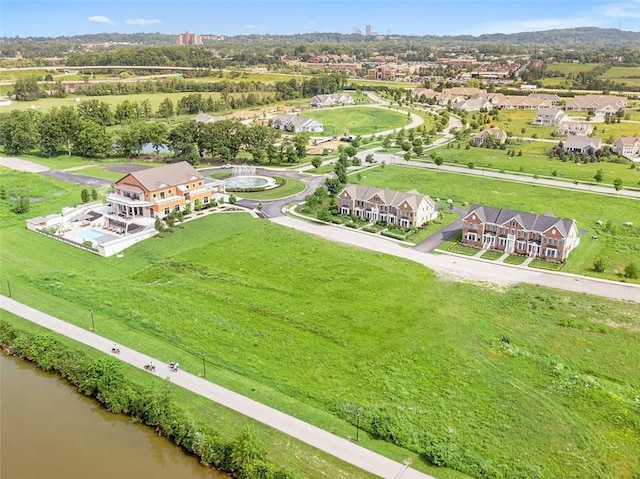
left=74, top=228, right=105, bottom=243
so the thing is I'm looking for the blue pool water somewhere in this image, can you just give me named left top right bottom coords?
left=75, top=228, right=105, bottom=243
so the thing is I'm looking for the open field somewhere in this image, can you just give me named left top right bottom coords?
left=354, top=165, right=640, bottom=282
left=426, top=141, right=640, bottom=185
left=301, top=106, right=411, bottom=136
left=545, top=63, right=603, bottom=75
left=1, top=170, right=639, bottom=479
left=0, top=90, right=275, bottom=114
left=599, top=66, right=640, bottom=87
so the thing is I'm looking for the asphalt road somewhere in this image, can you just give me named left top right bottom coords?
left=0, top=296, right=435, bottom=479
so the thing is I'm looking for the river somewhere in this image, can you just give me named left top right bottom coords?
left=0, top=354, right=226, bottom=479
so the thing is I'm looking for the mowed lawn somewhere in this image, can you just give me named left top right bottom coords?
left=355, top=165, right=640, bottom=281
left=301, top=106, right=411, bottom=136
left=1, top=172, right=639, bottom=479
left=426, top=142, right=640, bottom=185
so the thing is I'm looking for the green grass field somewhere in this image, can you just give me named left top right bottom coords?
left=1, top=170, right=639, bottom=479
left=301, top=106, right=411, bottom=136
left=426, top=142, right=640, bottom=186
left=354, top=165, right=640, bottom=282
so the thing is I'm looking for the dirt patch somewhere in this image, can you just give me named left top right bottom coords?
left=307, top=139, right=350, bottom=155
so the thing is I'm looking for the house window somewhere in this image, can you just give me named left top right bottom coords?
left=516, top=240, right=526, bottom=250
left=153, top=193, right=157, bottom=198
left=545, top=248, right=557, bottom=258
left=160, top=192, right=165, bottom=199
left=164, top=207, right=170, bottom=215
left=149, top=210, right=154, bottom=218
left=169, top=190, right=172, bottom=194
left=466, top=232, right=478, bottom=242
left=203, top=196, right=209, bottom=204
left=174, top=205, right=180, bottom=212
left=498, top=237, right=507, bottom=247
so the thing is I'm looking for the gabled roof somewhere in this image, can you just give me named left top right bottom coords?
left=340, top=184, right=434, bottom=210
left=563, top=135, right=602, bottom=150
left=615, top=136, right=640, bottom=147
left=118, top=161, right=203, bottom=191
left=535, top=108, right=564, bottom=117
left=465, top=204, right=576, bottom=237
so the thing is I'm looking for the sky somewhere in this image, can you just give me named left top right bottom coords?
left=1, top=0, right=640, bottom=38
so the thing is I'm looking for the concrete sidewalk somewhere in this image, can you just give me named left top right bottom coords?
left=0, top=295, right=435, bottom=479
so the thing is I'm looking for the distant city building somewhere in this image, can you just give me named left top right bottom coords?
left=353, top=27, right=362, bottom=35
left=175, top=31, right=202, bottom=45
left=365, top=24, right=372, bottom=35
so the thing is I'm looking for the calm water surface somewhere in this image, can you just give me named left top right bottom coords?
left=0, top=354, right=226, bottom=479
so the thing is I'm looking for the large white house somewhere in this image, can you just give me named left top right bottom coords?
left=532, top=108, right=567, bottom=126
left=337, top=184, right=437, bottom=228
left=310, top=93, right=355, bottom=107
left=271, top=114, right=324, bottom=133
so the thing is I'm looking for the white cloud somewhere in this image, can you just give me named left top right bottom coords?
left=244, top=24, right=257, bottom=29
left=88, top=15, right=114, bottom=25
left=125, top=18, right=162, bottom=25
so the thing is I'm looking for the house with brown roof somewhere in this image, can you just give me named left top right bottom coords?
left=461, top=205, right=579, bottom=262
left=107, top=162, right=225, bottom=219
left=612, top=137, right=640, bottom=158
left=337, top=184, right=437, bottom=228
left=471, top=127, right=507, bottom=146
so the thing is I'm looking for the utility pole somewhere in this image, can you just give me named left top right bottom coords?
left=90, top=309, right=95, bottom=331
left=6, top=277, right=11, bottom=298
left=201, top=353, right=206, bottom=378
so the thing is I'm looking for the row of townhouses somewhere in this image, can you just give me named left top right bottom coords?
left=334, top=184, right=579, bottom=262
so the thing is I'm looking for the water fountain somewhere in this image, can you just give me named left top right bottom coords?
left=232, top=165, right=256, bottom=178
left=224, top=164, right=276, bottom=191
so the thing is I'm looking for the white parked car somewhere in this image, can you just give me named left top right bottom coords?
left=222, top=164, right=233, bottom=169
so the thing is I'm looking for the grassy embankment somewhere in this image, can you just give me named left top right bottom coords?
left=0, top=312, right=381, bottom=479
left=421, top=141, right=640, bottom=186
left=354, top=165, right=640, bottom=282
left=1, top=169, right=639, bottom=479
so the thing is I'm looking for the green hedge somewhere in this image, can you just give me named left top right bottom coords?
left=0, top=321, right=294, bottom=479
left=381, top=230, right=409, bottom=240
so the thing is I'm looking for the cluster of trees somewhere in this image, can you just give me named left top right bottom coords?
left=0, top=106, right=300, bottom=163
left=0, top=322, right=294, bottom=479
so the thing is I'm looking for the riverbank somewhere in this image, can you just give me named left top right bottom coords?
left=0, top=353, right=225, bottom=479
left=0, top=313, right=381, bottom=479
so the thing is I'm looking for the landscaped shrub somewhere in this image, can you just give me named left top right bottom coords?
left=345, top=222, right=359, bottom=229
left=381, top=230, right=409, bottom=240
left=362, top=226, right=378, bottom=233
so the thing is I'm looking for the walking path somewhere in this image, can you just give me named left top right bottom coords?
left=0, top=156, right=49, bottom=173
left=0, top=296, right=435, bottom=479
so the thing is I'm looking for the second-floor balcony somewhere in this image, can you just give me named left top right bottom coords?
left=107, top=192, right=153, bottom=207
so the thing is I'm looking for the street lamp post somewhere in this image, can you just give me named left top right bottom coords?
left=90, top=309, right=95, bottom=331
left=201, top=353, right=206, bottom=378
left=355, top=410, right=360, bottom=442
left=6, top=277, right=12, bottom=298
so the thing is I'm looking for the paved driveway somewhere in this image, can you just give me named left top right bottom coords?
left=0, top=156, right=49, bottom=173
